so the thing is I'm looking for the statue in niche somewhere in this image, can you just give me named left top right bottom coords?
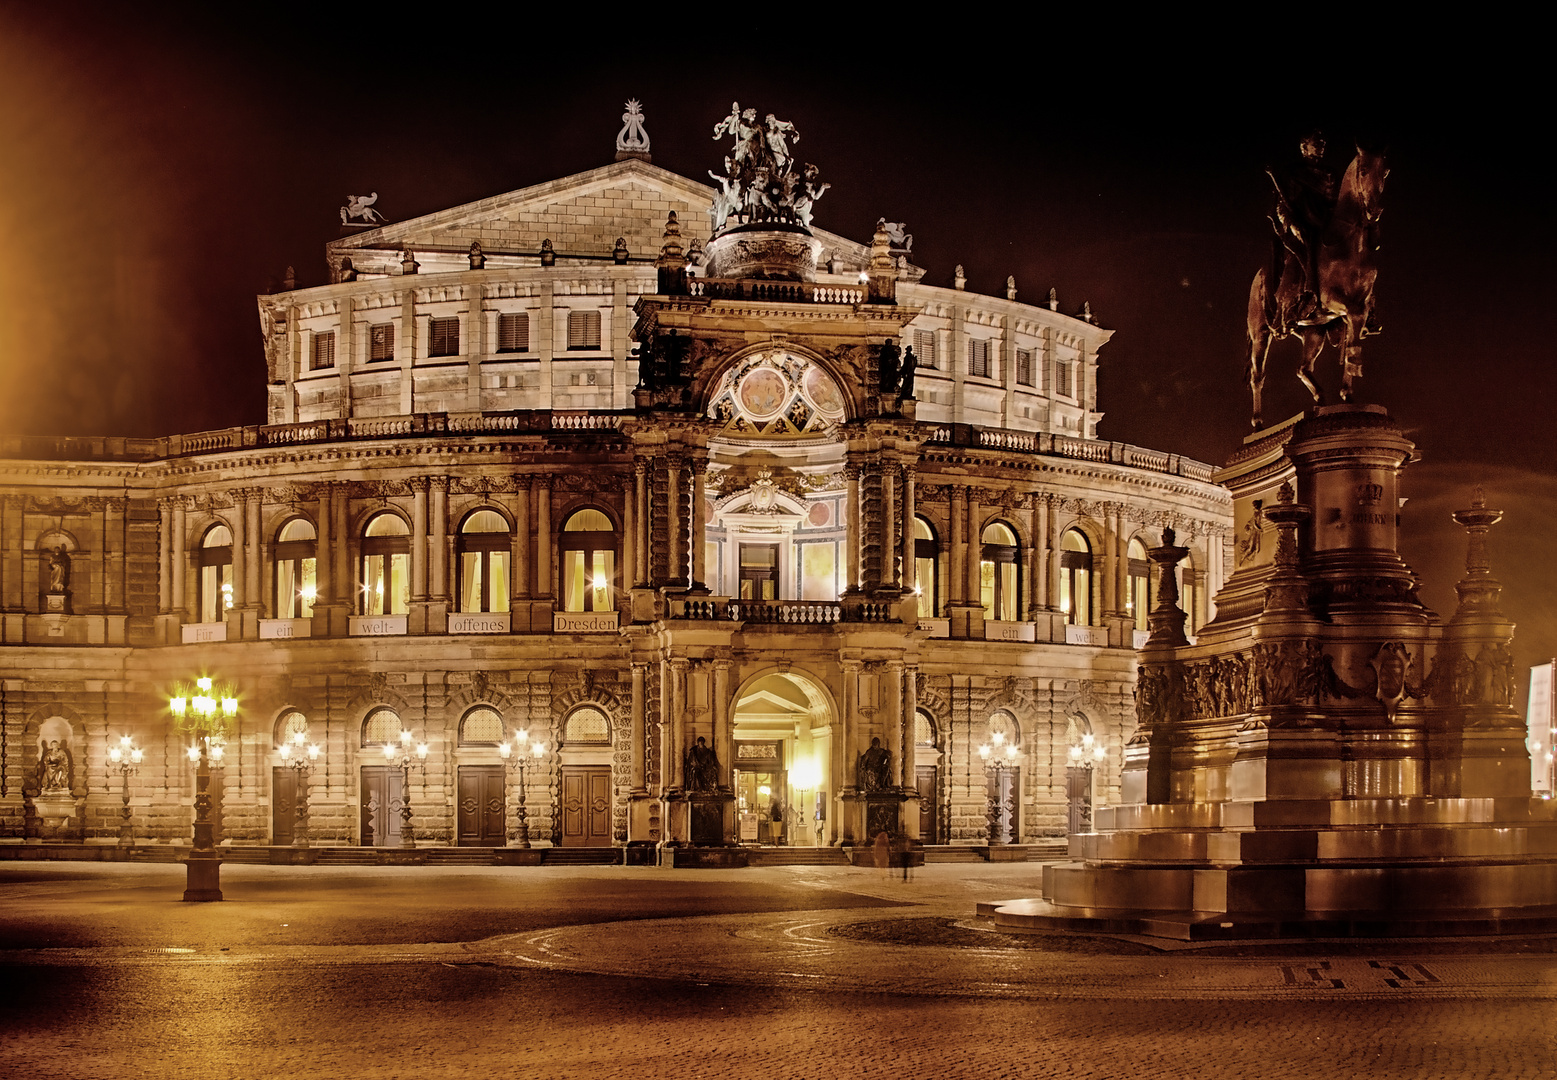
left=899, top=346, right=918, bottom=400
left=38, top=740, right=72, bottom=794
left=340, top=193, right=385, bottom=225
left=46, top=547, right=69, bottom=593
left=856, top=737, right=891, bottom=793
left=684, top=736, right=720, bottom=792
left=877, top=340, right=901, bottom=394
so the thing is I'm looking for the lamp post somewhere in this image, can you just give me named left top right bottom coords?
left=498, top=729, right=546, bottom=847
left=1065, top=734, right=1106, bottom=835
left=977, top=731, right=1019, bottom=844
left=107, top=735, right=143, bottom=846
left=382, top=730, right=428, bottom=848
left=168, top=675, right=236, bottom=902
left=276, top=729, right=321, bottom=847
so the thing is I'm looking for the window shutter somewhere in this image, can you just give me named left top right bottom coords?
left=498, top=312, right=530, bottom=353
left=567, top=310, right=601, bottom=350
left=968, top=338, right=990, bottom=379
left=1016, top=348, right=1033, bottom=387
left=914, top=329, right=937, bottom=370
left=369, top=324, right=395, bottom=362
left=429, top=317, right=460, bottom=357
left=311, top=331, right=336, bottom=370
left=1055, top=360, right=1073, bottom=399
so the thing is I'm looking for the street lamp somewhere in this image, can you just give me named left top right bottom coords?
left=168, top=675, right=237, bottom=902
left=276, top=729, right=322, bottom=848
left=498, top=729, right=546, bottom=848
left=107, top=735, right=143, bottom=846
left=382, top=730, right=428, bottom=848
left=977, top=731, right=1020, bottom=844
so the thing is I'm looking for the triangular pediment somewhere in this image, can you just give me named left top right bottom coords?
left=324, top=158, right=886, bottom=278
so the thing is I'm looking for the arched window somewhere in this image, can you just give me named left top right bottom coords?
left=275, top=518, right=317, bottom=619
left=915, top=709, right=938, bottom=749
left=275, top=709, right=309, bottom=747
left=979, top=522, right=1019, bottom=622
left=458, top=510, right=511, bottom=614
left=1127, top=538, right=1151, bottom=633
left=563, top=706, right=611, bottom=744
left=1182, top=552, right=1202, bottom=639
left=199, top=524, right=233, bottom=624
left=361, top=707, right=402, bottom=747
left=561, top=509, right=616, bottom=613
left=459, top=706, right=505, bottom=745
left=914, top=516, right=939, bottom=618
left=1059, top=529, right=1093, bottom=626
left=361, top=513, right=410, bottom=616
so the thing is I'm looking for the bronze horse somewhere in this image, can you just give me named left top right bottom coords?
left=1246, top=147, right=1387, bottom=428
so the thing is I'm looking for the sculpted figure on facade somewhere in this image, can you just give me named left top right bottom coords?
left=684, top=736, right=720, bottom=792
left=340, top=193, right=385, bottom=225
left=46, top=547, right=69, bottom=593
left=615, top=99, right=651, bottom=156
left=37, top=740, right=71, bottom=794
left=856, top=737, right=891, bottom=793
left=708, top=103, right=827, bottom=234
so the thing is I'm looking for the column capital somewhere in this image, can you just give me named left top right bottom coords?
left=408, top=476, right=432, bottom=494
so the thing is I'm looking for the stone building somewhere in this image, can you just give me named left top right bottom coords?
left=0, top=106, right=1230, bottom=856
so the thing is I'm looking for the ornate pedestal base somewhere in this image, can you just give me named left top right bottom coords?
left=182, top=853, right=223, bottom=902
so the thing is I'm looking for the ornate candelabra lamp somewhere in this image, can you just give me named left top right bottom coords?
left=977, top=731, right=1020, bottom=844
left=107, top=735, right=143, bottom=846
left=498, top=729, right=546, bottom=848
left=169, top=676, right=236, bottom=902
left=382, top=731, right=428, bottom=848
left=277, top=729, right=322, bottom=847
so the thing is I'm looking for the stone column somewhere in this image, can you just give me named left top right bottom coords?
left=886, top=661, right=904, bottom=789
left=244, top=490, right=262, bottom=611
left=690, top=458, right=708, bottom=591
left=1100, top=504, right=1118, bottom=616
left=665, top=453, right=683, bottom=586
left=844, top=463, right=861, bottom=594
left=669, top=659, right=688, bottom=791
left=633, top=458, right=649, bottom=587
left=172, top=498, right=187, bottom=618
left=158, top=499, right=173, bottom=613
left=622, top=469, right=636, bottom=598
left=535, top=478, right=552, bottom=599
left=712, top=659, right=732, bottom=789
left=965, top=488, right=983, bottom=604
left=228, top=495, right=246, bottom=610
left=410, top=478, right=429, bottom=602
left=879, top=461, right=897, bottom=589
left=949, top=485, right=967, bottom=604
left=902, top=666, right=918, bottom=782
left=900, top=466, right=917, bottom=595
left=1031, top=493, right=1050, bottom=614
left=514, top=478, right=531, bottom=601
left=333, top=485, right=349, bottom=612
left=1045, top=495, right=1061, bottom=614
left=430, top=477, right=448, bottom=600
left=630, top=662, right=648, bottom=793
left=315, top=484, right=333, bottom=606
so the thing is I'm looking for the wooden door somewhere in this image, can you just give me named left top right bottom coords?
left=272, top=767, right=296, bottom=845
left=360, top=766, right=404, bottom=847
left=986, top=766, right=1019, bottom=843
left=560, top=766, right=611, bottom=846
left=915, top=765, right=938, bottom=844
left=457, top=765, right=507, bottom=846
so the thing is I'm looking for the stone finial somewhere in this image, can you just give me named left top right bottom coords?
left=613, top=237, right=630, bottom=265
left=1144, top=529, right=1191, bottom=649
left=282, top=266, right=297, bottom=291
left=400, top=248, right=419, bottom=276
left=468, top=241, right=486, bottom=271
left=615, top=99, right=652, bottom=161
left=1006, top=276, right=1017, bottom=301
left=657, top=213, right=687, bottom=295
left=1451, top=486, right=1506, bottom=618
left=686, top=236, right=705, bottom=268
left=539, top=239, right=556, bottom=267
left=1261, top=481, right=1313, bottom=611
left=1082, top=301, right=1094, bottom=323
left=1048, top=287, right=1058, bottom=311
left=954, top=265, right=967, bottom=291
left=338, top=257, right=357, bottom=283
left=867, top=220, right=898, bottom=304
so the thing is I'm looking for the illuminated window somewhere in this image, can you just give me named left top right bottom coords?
left=275, top=710, right=308, bottom=746
left=914, top=516, right=939, bottom=618
left=429, top=317, right=459, bottom=357
left=360, top=513, right=410, bottom=616
left=913, top=329, right=938, bottom=369
left=459, top=706, right=504, bottom=745
left=199, top=524, right=233, bottom=624
left=561, top=508, right=616, bottom=612
left=979, top=522, right=1019, bottom=622
left=968, top=338, right=991, bottom=379
left=369, top=323, right=395, bottom=362
left=738, top=543, right=778, bottom=601
left=1016, top=348, right=1034, bottom=387
left=1182, top=554, right=1202, bottom=639
left=458, top=510, right=511, bottom=614
left=311, top=331, right=336, bottom=370
left=564, top=706, right=611, bottom=744
left=1059, top=529, right=1093, bottom=626
left=362, top=707, right=401, bottom=747
left=498, top=312, right=529, bottom=353
left=274, top=517, right=317, bottom=619
left=915, top=709, right=938, bottom=748
left=797, top=541, right=837, bottom=601
left=567, top=310, right=602, bottom=350
left=1127, top=538, right=1151, bottom=633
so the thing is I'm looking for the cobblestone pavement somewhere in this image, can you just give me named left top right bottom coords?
left=6, top=862, right=1557, bottom=1078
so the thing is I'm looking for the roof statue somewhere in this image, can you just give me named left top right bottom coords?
left=340, top=193, right=385, bottom=225
left=881, top=221, right=913, bottom=254
left=1246, top=133, right=1388, bottom=428
left=614, top=99, right=651, bottom=160
left=707, top=103, right=828, bottom=234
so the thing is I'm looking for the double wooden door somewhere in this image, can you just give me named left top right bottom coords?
left=560, top=766, right=611, bottom=846
left=272, top=767, right=296, bottom=845
left=915, top=765, right=939, bottom=844
left=360, top=766, right=404, bottom=847
left=457, top=765, right=507, bottom=846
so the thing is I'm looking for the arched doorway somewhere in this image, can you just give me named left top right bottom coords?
left=731, top=670, right=833, bottom=847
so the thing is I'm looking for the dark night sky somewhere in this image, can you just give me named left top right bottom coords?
left=1, top=10, right=1552, bottom=698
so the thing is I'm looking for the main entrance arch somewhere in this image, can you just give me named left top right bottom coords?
left=731, top=669, right=834, bottom=847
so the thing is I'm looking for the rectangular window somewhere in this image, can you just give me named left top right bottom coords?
left=498, top=312, right=530, bottom=353
left=567, top=310, right=602, bottom=350
left=799, top=541, right=838, bottom=601
left=968, top=338, right=991, bottom=379
left=429, top=317, right=460, bottom=358
left=1055, top=359, right=1073, bottom=399
left=369, top=323, right=395, bottom=362
left=913, top=330, right=938, bottom=369
left=311, top=331, right=336, bottom=370
left=1016, top=348, right=1033, bottom=387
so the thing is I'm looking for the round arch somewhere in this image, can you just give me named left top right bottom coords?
left=730, top=665, right=839, bottom=848
left=700, top=343, right=856, bottom=432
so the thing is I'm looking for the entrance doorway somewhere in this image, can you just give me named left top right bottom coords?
left=457, top=765, right=507, bottom=845
left=732, top=669, right=833, bottom=847
left=272, top=767, right=297, bottom=845
left=360, top=765, right=404, bottom=847
left=987, top=767, right=1019, bottom=843
left=733, top=749, right=786, bottom=845
left=559, top=765, right=611, bottom=846
left=916, top=765, right=939, bottom=843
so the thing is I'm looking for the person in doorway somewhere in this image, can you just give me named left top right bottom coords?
left=769, top=798, right=784, bottom=845
left=873, top=830, right=890, bottom=879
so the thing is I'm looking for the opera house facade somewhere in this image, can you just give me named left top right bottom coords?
left=0, top=107, right=1230, bottom=860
